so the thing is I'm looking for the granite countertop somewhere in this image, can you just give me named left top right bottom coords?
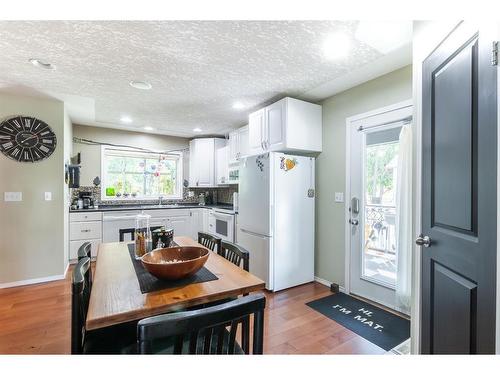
left=70, top=203, right=235, bottom=213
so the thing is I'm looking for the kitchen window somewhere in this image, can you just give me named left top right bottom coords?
left=101, top=147, right=183, bottom=200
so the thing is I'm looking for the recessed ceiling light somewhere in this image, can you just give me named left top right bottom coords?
left=29, top=58, right=56, bottom=70
left=193, top=128, right=203, bottom=133
left=322, top=32, right=351, bottom=60
left=129, top=80, right=152, bottom=90
left=144, top=126, right=154, bottom=131
left=120, top=116, right=132, bottom=124
left=232, top=102, right=245, bottom=110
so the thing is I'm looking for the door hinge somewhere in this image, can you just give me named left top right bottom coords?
left=492, top=41, right=499, bottom=66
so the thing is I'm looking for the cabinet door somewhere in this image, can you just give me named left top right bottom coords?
left=248, top=109, right=265, bottom=155
left=238, top=125, right=250, bottom=158
left=266, top=99, right=286, bottom=151
left=195, top=138, right=214, bottom=187
left=168, top=215, right=191, bottom=237
left=216, top=146, right=229, bottom=185
left=188, top=139, right=198, bottom=187
left=228, top=130, right=239, bottom=162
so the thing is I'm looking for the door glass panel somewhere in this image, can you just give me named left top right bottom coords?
left=362, top=126, right=401, bottom=287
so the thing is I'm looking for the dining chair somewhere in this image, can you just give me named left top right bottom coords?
left=76, top=243, right=93, bottom=292
left=77, top=242, right=91, bottom=261
left=137, top=293, right=266, bottom=354
left=119, top=226, right=162, bottom=242
left=71, top=257, right=137, bottom=354
left=197, top=232, right=221, bottom=253
left=219, top=241, right=249, bottom=271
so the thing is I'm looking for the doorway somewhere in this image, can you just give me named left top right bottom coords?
left=346, top=101, right=413, bottom=314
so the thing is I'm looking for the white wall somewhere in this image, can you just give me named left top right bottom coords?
left=0, top=94, right=70, bottom=286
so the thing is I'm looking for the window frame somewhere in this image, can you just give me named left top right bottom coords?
left=100, top=146, right=183, bottom=201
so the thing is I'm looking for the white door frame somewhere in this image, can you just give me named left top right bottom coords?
left=344, top=99, right=413, bottom=304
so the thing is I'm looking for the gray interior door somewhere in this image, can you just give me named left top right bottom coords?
left=421, top=23, right=497, bottom=354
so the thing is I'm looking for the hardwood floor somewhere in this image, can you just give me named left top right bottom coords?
left=0, top=268, right=385, bottom=354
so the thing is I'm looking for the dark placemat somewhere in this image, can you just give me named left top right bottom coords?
left=127, top=243, right=218, bottom=294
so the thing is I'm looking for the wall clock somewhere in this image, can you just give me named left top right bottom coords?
left=0, top=116, right=57, bottom=162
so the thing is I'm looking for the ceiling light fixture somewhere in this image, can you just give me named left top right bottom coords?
left=144, top=126, right=154, bottom=131
left=120, top=116, right=132, bottom=124
left=193, top=128, right=203, bottom=133
left=322, top=32, right=351, bottom=60
left=232, top=102, right=245, bottom=110
left=29, top=58, right=56, bottom=70
left=129, top=80, right=152, bottom=90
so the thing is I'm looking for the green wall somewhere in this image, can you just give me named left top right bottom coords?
left=315, top=65, right=412, bottom=287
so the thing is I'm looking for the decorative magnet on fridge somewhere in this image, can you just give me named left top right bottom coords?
left=280, top=157, right=298, bottom=172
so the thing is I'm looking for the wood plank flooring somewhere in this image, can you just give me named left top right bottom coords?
left=0, top=267, right=385, bottom=354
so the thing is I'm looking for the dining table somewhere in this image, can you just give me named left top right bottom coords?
left=85, top=236, right=266, bottom=331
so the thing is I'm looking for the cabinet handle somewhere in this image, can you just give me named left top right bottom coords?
left=81, top=229, right=91, bottom=233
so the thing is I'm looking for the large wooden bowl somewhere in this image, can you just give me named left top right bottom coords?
left=141, top=246, right=209, bottom=280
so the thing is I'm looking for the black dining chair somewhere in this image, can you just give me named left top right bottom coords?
left=219, top=241, right=250, bottom=271
left=76, top=243, right=93, bottom=291
left=119, top=226, right=162, bottom=242
left=197, top=232, right=221, bottom=253
left=71, top=257, right=136, bottom=354
left=77, top=242, right=91, bottom=261
left=137, top=293, right=266, bottom=354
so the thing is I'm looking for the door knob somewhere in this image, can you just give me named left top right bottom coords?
left=349, top=218, right=359, bottom=226
left=415, top=235, right=431, bottom=247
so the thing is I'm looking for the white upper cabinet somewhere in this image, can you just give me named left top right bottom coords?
left=189, top=138, right=226, bottom=187
left=248, top=108, right=265, bottom=155
left=248, top=97, right=322, bottom=155
left=228, top=125, right=250, bottom=163
left=238, top=125, right=250, bottom=158
left=216, top=145, right=229, bottom=185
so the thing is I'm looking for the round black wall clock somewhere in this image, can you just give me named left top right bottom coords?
left=0, top=116, right=57, bottom=162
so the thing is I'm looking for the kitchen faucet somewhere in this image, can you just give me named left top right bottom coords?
left=158, top=196, right=163, bottom=206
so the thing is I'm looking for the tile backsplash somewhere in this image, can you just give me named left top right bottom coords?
left=71, top=185, right=238, bottom=206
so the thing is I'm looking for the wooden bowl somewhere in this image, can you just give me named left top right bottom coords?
left=141, top=246, right=209, bottom=280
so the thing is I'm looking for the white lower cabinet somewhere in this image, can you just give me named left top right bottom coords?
left=69, top=211, right=103, bottom=262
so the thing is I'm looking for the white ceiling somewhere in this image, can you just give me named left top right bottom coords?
left=0, top=21, right=411, bottom=137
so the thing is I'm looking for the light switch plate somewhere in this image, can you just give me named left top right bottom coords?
left=45, top=192, right=52, bottom=201
left=4, top=192, right=22, bottom=201
left=334, top=192, right=344, bottom=203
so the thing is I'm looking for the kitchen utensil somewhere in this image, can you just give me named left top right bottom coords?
left=134, top=213, right=152, bottom=259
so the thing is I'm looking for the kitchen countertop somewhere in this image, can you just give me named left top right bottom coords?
left=70, top=203, right=235, bottom=213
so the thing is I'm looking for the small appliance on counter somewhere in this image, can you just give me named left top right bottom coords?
left=79, top=192, right=95, bottom=209
left=152, top=227, right=174, bottom=249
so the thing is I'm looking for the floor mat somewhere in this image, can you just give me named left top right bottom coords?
left=306, top=292, right=410, bottom=351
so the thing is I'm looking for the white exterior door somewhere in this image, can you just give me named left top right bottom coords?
left=348, top=103, right=412, bottom=313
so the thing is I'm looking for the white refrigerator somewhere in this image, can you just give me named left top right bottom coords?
left=237, top=152, right=315, bottom=291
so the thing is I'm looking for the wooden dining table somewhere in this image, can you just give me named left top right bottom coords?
left=86, top=236, right=265, bottom=331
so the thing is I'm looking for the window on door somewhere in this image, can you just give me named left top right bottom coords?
left=362, top=126, right=401, bottom=287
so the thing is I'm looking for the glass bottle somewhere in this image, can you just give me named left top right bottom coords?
left=134, top=213, right=152, bottom=259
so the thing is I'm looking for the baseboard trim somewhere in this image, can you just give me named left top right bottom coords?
left=314, top=276, right=345, bottom=293
left=0, top=273, right=66, bottom=289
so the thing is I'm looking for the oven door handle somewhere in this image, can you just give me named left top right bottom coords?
left=212, top=212, right=233, bottom=220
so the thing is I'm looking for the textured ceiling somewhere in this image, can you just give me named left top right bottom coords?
left=0, top=21, right=407, bottom=137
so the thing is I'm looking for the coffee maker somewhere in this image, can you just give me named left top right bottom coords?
left=79, top=192, right=95, bottom=209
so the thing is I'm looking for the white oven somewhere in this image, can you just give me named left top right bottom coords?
left=208, top=209, right=235, bottom=242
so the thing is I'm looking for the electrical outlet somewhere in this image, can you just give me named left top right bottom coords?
left=45, top=192, right=52, bottom=201
left=334, top=192, right=344, bottom=203
left=4, top=192, right=22, bottom=201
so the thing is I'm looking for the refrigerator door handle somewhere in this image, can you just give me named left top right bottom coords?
left=240, top=228, right=271, bottom=239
